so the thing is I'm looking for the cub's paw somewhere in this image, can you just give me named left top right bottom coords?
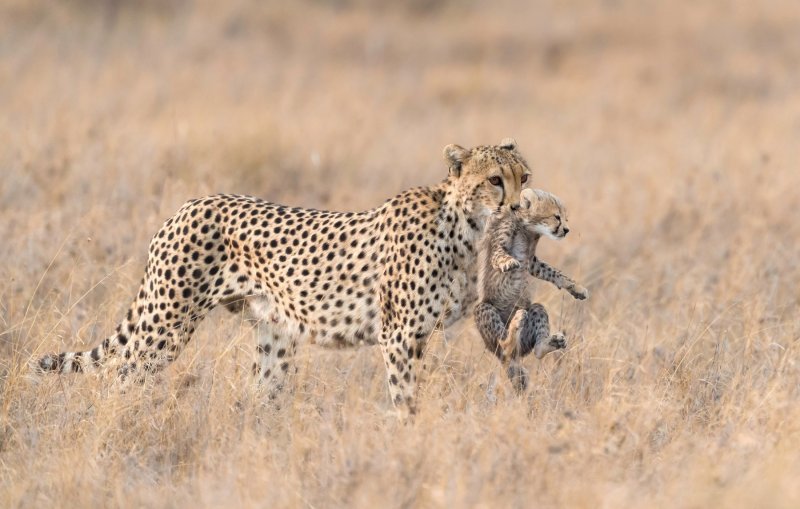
left=567, top=284, right=589, bottom=300
left=534, top=332, right=567, bottom=359
left=549, top=332, right=567, bottom=351
left=498, top=257, right=522, bottom=273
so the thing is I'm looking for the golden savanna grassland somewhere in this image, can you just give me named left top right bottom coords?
left=1, top=0, right=799, bottom=507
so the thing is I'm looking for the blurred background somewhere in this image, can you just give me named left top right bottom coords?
left=1, top=1, right=800, bottom=507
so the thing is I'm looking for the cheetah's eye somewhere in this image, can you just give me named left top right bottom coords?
left=520, top=174, right=528, bottom=184
left=555, top=215, right=561, bottom=221
left=488, top=176, right=502, bottom=186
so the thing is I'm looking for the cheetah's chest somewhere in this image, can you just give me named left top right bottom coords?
left=509, top=232, right=531, bottom=262
left=438, top=239, right=480, bottom=329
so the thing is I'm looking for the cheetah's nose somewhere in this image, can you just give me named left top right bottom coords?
left=510, top=204, right=520, bottom=211
left=563, top=227, right=570, bottom=235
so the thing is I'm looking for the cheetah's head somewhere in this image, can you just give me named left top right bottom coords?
left=518, top=188, right=570, bottom=240
left=443, top=138, right=531, bottom=220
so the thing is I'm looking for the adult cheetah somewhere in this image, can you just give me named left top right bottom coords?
left=36, top=139, right=532, bottom=418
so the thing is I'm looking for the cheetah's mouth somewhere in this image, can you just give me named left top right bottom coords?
left=533, top=224, right=561, bottom=240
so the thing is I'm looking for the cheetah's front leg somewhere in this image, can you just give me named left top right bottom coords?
left=490, top=216, right=522, bottom=273
left=529, top=258, right=589, bottom=300
left=246, top=302, right=299, bottom=400
left=491, top=251, right=522, bottom=273
left=251, top=320, right=298, bottom=399
left=379, top=327, right=421, bottom=421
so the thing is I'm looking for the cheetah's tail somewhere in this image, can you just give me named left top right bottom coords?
left=33, top=284, right=144, bottom=376
left=35, top=342, right=108, bottom=374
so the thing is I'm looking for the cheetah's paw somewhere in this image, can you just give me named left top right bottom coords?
left=534, top=332, right=567, bottom=359
left=567, top=284, right=589, bottom=300
left=549, top=332, right=567, bottom=351
left=498, top=258, right=522, bottom=273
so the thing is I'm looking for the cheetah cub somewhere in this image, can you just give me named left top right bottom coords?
left=475, top=188, right=589, bottom=392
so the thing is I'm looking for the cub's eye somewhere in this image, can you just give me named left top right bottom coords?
left=555, top=215, right=561, bottom=221
left=520, top=174, right=528, bottom=184
left=488, top=176, right=502, bottom=186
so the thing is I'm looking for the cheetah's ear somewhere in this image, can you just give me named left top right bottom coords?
left=498, top=138, right=517, bottom=151
left=520, top=188, right=537, bottom=209
left=443, top=144, right=470, bottom=177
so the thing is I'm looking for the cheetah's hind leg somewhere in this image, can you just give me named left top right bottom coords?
left=535, top=331, right=566, bottom=359
left=515, top=303, right=567, bottom=360
left=475, top=302, right=513, bottom=364
left=506, top=360, right=529, bottom=394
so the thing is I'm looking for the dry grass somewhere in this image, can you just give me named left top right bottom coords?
left=2, top=0, right=800, bottom=507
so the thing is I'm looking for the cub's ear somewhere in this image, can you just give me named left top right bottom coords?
left=443, top=144, right=470, bottom=177
left=520, top=188, right=537, bottom=209
left=498, top=138, right=517, bottom=150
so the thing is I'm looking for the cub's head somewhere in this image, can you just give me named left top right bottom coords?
left=518, top=188, right=570, bottom=240
left=443, top=138, right=531, bottom=219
